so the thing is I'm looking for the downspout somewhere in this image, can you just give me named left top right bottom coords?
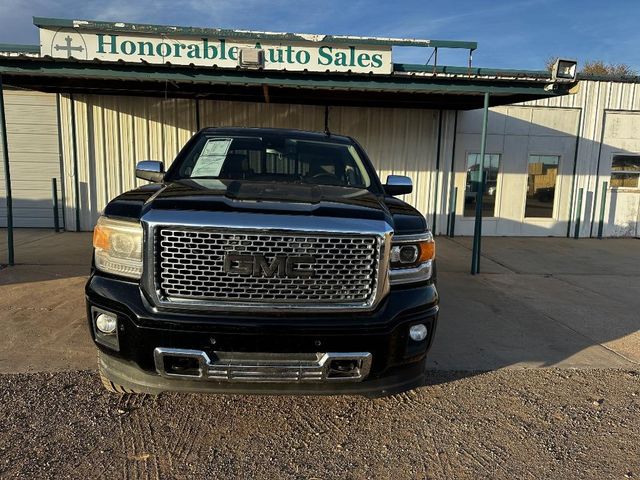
left=0, top=75, right=14, bottom=265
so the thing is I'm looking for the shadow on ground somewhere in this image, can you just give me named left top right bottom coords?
left=429, top=236, right=640, bottom=374
left=0, top=230, right=639, bottom=377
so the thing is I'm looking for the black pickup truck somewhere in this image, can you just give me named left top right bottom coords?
left=86, top=127, right=438, bottom=397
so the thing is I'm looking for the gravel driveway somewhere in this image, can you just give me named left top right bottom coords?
left=1, top=369, right=638, bottom=479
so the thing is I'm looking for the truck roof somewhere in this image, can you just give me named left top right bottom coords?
left=198, top=127, right=354, bottom=144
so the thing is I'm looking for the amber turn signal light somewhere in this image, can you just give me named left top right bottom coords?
left=417, top=239, right=435, bottom=262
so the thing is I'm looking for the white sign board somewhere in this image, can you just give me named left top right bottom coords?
left=39, top=27, right=393, bottom=74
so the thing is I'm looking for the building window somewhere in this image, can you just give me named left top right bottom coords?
left=464, top=153, right=501, bottom=217
left=610, top=155, right=640, bottom=189
left=525, top=155, right=560, bottom=218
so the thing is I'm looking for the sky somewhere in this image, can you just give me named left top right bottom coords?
left=0, top=0, right=638, bottom=71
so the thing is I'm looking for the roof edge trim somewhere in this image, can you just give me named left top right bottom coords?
left=32, top=16, right=478, bottom=50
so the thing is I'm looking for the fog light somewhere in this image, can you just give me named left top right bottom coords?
left=409, top=324, right=428, bottom=342
left=96, top=313, right=117, bottom=334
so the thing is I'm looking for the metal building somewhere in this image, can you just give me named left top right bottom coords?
left=1, top=17, right=638, bottom=245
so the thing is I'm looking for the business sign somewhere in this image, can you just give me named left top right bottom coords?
left=39, top=27, right=393, bottom=74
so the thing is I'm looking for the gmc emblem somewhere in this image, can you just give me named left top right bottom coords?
left=223, top=253, right=316, bottom=278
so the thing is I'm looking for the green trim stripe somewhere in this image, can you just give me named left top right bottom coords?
left=394, top=63, right=550, bottom=78
left=0, top=43, right=40, bottom=53
left=0, top=58, right=570, bottom=97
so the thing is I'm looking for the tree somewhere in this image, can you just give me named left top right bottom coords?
left=545, top=56, right=636, bottom=77
left=544, top=56, right=559, bottom=72
left=581, top=60, right=636, bottom=76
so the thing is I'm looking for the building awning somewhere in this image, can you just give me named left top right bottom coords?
left=0, top=55, right=575, bottom=110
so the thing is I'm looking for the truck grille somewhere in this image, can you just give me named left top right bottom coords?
left=156, top=228, right=381, bottom=305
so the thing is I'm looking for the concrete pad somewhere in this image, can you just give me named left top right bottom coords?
left=0, top=264, right=88, bottom=285
left=0, top=229, right=93, bottom=266
left=0, top=229, right=57, bottom=250
left=0, top=266, right=94, bottom=373
left=435, top=237, right=511, bottom=274
left=482, top=273, right=640, bottom=365
left=452, top=236, right=640, bottom=275
left=428, top=272, right=636, bottom=370
left=555, top=273, right=640, bottom=314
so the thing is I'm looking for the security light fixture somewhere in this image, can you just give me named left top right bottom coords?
left=551, top=59, right=577, bottom=81
left=239, top=48, right=265, bottom=68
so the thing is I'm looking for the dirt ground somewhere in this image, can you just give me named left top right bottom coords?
left=1, top=368, right=638, bottom=480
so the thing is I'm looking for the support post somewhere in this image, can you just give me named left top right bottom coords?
left=448, top=187, right=457, bottom=238
left=52, top=177, right=60, bottom=233
left=432, top=47, right=438, bottom=74
left=471, top=92, right=490, bottom=275
left=432, top=110, right=443, bottom=233
left=574, top=188, right=584, bottom=239
left=69, top=94, right=81, bottom=232
left=597, top=181, right=608, bottom=239
left=566, top=111, right=582, bottom=237
left=445, top=111, right=458, bottom=237
left=0, top=75, right=14, bottom=265
left=195, top=98, right=201, bottom=131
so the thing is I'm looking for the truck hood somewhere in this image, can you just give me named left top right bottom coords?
left=144, top=179, right=391, bottom=222
left=104, top=179, right=428, bottom=234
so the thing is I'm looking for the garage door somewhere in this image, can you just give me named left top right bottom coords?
left=0, top=89, right=63, bottom=228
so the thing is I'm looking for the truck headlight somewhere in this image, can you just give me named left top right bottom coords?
left=389, top=232, right=435, bottom=285
left=93, top=216, right=143, bottom=279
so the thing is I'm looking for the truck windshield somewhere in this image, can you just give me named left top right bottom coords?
left=172, top=135, right=373, bottom=189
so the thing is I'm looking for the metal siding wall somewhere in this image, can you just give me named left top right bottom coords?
left=52, top=80, right=640, bottom=236
left=0, top=90, right=63, bottom=228
left=521, top=80, right=640, bottom=237
left=59, top=94, right=197, bottom=230
left=330, top=106, right=439, bottom=216
left=434, top=110, right=458, bottom=234
left=59, top=97, right=438, bottom=230
left=199, top=100, right=325, bottom=131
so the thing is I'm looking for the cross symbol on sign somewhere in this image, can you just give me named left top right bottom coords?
left=54, top=36, right=84, bottom=58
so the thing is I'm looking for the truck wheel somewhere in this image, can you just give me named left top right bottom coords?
left=98, top=361, right=141, bottom=394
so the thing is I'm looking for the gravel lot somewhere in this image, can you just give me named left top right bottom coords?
left=1, top=369, right=638, bottom=479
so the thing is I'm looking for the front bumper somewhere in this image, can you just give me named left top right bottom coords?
left=86, top=274, right=439, bottom=397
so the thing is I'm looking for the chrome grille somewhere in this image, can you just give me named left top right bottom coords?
left=156, top=228, right=380, bottom=305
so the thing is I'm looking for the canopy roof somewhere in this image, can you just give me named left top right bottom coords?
left=0, top=17, right=576, bottom=109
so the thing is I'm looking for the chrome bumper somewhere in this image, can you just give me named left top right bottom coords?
left=154, top=348, right=372, bottom=383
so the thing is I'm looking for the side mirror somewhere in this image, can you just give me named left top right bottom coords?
left=135, top=160, right=164, bottom=182
left=384, top=175, right=413, bottom=195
